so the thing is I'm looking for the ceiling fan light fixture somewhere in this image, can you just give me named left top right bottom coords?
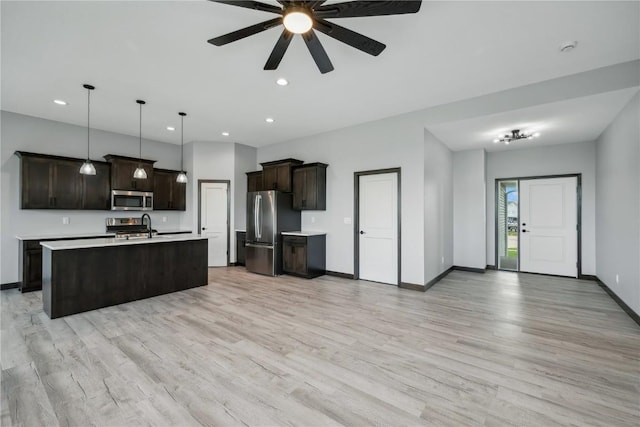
left=283, top=9, right=313, bottom=34
left=492, top=129, right=541, bottom=145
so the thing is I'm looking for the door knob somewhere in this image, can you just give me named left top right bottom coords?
left=522, top=229, right=528, bottom=233
left=202, top=227, right=207, bottom=230
left=360, top=230, right=366, bottom=235
left=522, top=223, right=526, bottom=226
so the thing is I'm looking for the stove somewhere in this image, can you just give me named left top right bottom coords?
left=106, top=217, right=157, bottom=239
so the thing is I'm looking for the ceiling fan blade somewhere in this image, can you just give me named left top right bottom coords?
left=315, top=1, right=421, bottom=18
left=209, top=0, right=283, bottom=15
left=314, top=18, right=385, bottom=56
left=302, top=30, right=334, bottom=74
left=307, top=1, right=328, bottom=9
left=264, top=29, right=294, bottom=70
left=208, top=18, right=282, bottom=46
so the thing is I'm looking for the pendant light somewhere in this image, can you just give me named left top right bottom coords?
left=176, top=112, right=188, bottom=183
left=79, top=84, right=97, bottom=175
left=133, top=99, right=147, bottom=179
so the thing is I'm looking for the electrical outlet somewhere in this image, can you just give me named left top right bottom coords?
left=441, top=256, right=444, bottom=264
left=311, top=216, right=316, bottom=223
left=615, top=274, right=619, bottom=284
left=62, top=217, right=70, bottom=225
left=162, top=216, right=167, bottom=223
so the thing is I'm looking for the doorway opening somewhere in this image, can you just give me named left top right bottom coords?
left=497, top=180, right=519, bottom=271
left=353, top=168, right=401, bottom=286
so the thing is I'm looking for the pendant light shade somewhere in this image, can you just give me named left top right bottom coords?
left=133, top=99, right=147, bottom=179
left=79, top=84, right=97, bottom=175
left=176, top=112, right=188, bottom=183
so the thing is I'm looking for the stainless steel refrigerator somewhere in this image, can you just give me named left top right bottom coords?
left=246, top=191, right=301, bottom=276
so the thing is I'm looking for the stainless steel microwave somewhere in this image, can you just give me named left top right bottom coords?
left=111, top=190, right=153, bottom=211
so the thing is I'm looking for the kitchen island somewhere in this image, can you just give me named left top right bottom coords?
left=41, top=234, right=207, bottom=318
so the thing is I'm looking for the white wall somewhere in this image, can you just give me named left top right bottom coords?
left=1, top=111, right=188, bottom=284
left=257, top=114, right=426, bottom=285
left=485, top=141, right=597, bottom=275
left=424, top=130, right=453, bottom=283
left=595, top=92, right=640, bottom=315
left=453, top=149, right=486, bottom=269
left=233, top=143, right=257, bottom=262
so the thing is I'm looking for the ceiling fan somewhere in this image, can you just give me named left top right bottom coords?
left=207, top=1, right=422, bottom=74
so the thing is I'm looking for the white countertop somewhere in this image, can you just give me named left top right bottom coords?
left=156, top=228, right=193, bottom=234
left=41, top=234, right=206, bottom=250
left=235, top=229, right=246, bottom=232
left=281, top=231, right=327, bottom=237
left=16, top=232, right=115, bottom=241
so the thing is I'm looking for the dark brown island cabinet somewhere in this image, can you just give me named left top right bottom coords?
left=246, top=171, right=264, bottom=192
left=16, top=151, right=111, bottom=210
left=260, top=158, right=303, bottom=192
left=282, top=233, right=326, bottom=278
left=104, top=154, right=155, bottom=191
left=292, top=162, right=328, bottom=210
left=153, top=168, right=186, bottom=210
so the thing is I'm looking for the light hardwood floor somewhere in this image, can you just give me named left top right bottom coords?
left=2, top=268, right=639, bottom=426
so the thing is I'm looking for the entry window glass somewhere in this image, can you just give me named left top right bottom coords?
left=497, top=180, right=518, bottom=271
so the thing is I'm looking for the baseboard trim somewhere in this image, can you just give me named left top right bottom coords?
left=579, top=274, right=598, bottom=281
left=425, top=266, right=455, bottom=291
left=486, top=264, right=497, bottom=270
left=1, top=282, right=19, bottom=291
left=325, top=270, right=355, bottom=280
left=399, top=282, right=426, bottom=292
left=453, top=266, right=485, bottom=274
left=596, top=277, right=640, bottom=326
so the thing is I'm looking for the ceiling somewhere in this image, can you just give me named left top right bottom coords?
left=1, top=1, right=639, bottom=149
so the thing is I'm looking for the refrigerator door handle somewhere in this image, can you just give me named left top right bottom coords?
left=245, top=243, right=274, bottom=249
left=255, top=194, right=262, bottom=240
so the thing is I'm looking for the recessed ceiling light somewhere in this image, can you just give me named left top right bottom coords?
left=222, top=131, right=230, bottom=136
left=276, top=78, right=289, bottom=86
left=560, top=41, right=578, bottom=52
left=53, top=99, right=67, bottom=106
left=265, top=117, right=275, bottom=123
left=166, top=126, right=175, bottom=131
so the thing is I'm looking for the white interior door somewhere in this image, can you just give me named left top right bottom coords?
left=358, top=172, right=398, bottom=285
left=200, top=182, right=228, bottom=267
left=520, top=177, right=577, bottom=277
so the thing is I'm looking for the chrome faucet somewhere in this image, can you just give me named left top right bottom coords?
left=141, top=213, right=152, bottom=238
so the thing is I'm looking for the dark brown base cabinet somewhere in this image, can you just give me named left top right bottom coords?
left=236, top=231, right=246, bottom=265
left=42, top=239, right=208, bottom=319
left=282, top=234, right=326, bottom=278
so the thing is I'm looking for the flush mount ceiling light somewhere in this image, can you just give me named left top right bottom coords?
left=206, top=0, right=422, bottom=74
left=133, top=100, right=148, bottom=180
left=493, top=129, right=540, bottom=145
left=79, top=84, right=97, bottom=175
left=276, top=78, right=289, bottom=86
left=176, top=112, right=188, bottom=184
left=53, top=99, right=68, bottom=106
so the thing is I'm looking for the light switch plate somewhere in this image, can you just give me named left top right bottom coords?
left=62, top=217, right=70, bottom=225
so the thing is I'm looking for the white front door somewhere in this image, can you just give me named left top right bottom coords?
left=520, top=177, right=577, bottom=277
left=358, top=172, right=398, bottom=285
left=200, top=182, right=228, bottom=267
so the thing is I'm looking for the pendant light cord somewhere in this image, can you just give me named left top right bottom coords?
left=180, top=114, right=184, bottom=171
left=139, top=102, right=142, bottom=161
left=87, top=88, right=91, bottom=159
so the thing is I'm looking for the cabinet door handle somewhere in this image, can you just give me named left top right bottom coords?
left=292, top=246, right=295, bottom=254
left=273, top=182, right=278, bottom=190
left=302, top=199, right=306, bottom=207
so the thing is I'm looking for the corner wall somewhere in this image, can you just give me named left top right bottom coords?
left=424, top=129, right=453, bottom=283
left=595, top=92, right=640, bottom=315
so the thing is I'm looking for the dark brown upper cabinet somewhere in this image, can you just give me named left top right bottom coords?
left=292, top=163, right=328, bottom=210
left=153, top=169, right=186, bottom=211
left=104, top=154, right=155, bottom=192
left=260, top=159, right=303, bottom=193
left=246, top=171, right=264, bottom=192
left=16, top=151, right=109, bottom=210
